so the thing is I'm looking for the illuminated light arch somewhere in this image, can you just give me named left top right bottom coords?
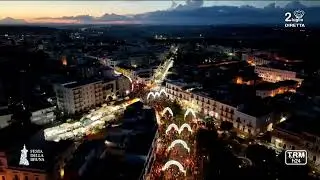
left=147, top=92, right=156, bottom=100
left=159, top=89, right=167, bottom=96
left=162, top=160, right=187, bottom=176
left=154, top=92, right=161, bottom=97
left=165, top=123, right=193, bottom=135
left=167, top=139, right=190, bottom=153
left=184, top=108, right=196, bottom=120
left=165, top=123, right=179, bottom=135
left=179, top=123, right=193, bottom=134
left=161, top=107, right=174, bottom=117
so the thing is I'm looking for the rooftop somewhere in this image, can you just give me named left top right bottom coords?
left=0, top=124, right=42, bottom=151
left=192, top=85, right=271, bottom=117
left=275, top=115, right=320, bottom=137
left=80, top=103, right=157, bottom=180
left=65, top=140, right=104, bottom=172
left=61, top=78, right=102, bottom=89
left=256, top=63, right=301, bottom=73
left=256, top=80, right=298, bottom=91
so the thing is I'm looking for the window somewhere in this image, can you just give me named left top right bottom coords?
left=35, top=178, right=39, bottom=180
left=13, top=175, right=19, bottom=180
left=313, top=156, right=317, bottom=162
left=24, top=177, right=28, bottom=180
left=2, top=176, right=5, bottom=180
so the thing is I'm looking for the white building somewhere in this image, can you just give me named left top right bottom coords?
left=165, top=81, right=271, bottom=136
left=54, top=79, right=116, bottom=114
left=242, top=53, right=271, bottom=65
left=254, top=66, right=303, bottom=84
left=30, top=106, right=56, bottom=125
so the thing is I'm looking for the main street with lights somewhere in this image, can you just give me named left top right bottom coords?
left=141, top=90, right=202, bottom=180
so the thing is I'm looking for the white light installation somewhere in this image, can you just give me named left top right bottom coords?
left=167, top=139, right=190, bottom=153
left=184, top=108, right=196, bottom=120
left=179, top=123, right=193, bottom=134
left=19, top=144, right=29, bottom=166
left=147, top=92, right=156, bottom=100
left=159, top=89, right=167, bottom=96
left=162, top=160, right=186, bottom=176
left=147, top=89, right=167, bottom=100
left=166, top=123, right=179, bottom=134
left=161, top=107, right=174, bottom=117
left=165, top=123, right=193, bottom=135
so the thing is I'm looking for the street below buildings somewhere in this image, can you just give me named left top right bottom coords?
left=142, top=95, right=202, bottom=180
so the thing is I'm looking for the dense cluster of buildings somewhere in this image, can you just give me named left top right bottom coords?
left=242, top=52, right=320, bottom=168
left=165, top=81, right=272, bottom=136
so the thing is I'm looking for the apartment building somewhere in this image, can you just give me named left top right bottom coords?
left=254, top=66, right=303, bottom=84
left=242, top=53, right=271, bottom=66
left=271, top=117, right=320, bottom=168
left=255, top=80, right=298, bottom=98
left=165, top=81, right=271, bottom=136
left=54, top=79, right=116, bottom=114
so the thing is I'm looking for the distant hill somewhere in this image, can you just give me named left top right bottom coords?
left=0, top=17, right=27, bottom=25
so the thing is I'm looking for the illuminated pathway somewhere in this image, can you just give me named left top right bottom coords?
left=143, top=100, right=201, bottom=180
left=44, top=98, right=140, bottom=142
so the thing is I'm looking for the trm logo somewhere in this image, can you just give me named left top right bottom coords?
left=285, top=150, right=307, bottom=165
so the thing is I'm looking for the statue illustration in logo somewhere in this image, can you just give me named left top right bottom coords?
left=19, top=144, right=29, bottom=166
left=293, top=10, right=305, bottom=21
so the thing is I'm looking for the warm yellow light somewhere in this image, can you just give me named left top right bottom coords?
left=60, top=168, right=65, bottom=178
left=236, top=77, right=243, bottom=84
left=61, top=56, right=67, bottom=66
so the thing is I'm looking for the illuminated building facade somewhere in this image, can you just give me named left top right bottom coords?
left=254, top=66, right=303, bottom=84
left=165, top=81, right=271, bottom=136
left=54, top=79, right=116, bottom=114
left=242, top=53, right=270, bottom=66
left=255, top=80, right=298, bottom=98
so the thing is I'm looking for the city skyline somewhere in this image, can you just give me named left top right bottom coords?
left=0, top=1, right=319, bottom=23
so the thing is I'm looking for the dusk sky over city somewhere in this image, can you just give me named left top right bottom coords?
left=0, top=1, right=319, bottom=22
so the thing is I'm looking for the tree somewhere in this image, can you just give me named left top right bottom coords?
left=11, top=103, right=31, bottom=127
left=196, top=128, right=218, bottom=155
left=220, top=121, right=233, bottom=131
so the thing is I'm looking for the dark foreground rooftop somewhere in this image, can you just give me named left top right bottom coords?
left=80, top=102, right=157, bottom=180
left=275, top=115, right=320, bottom=137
